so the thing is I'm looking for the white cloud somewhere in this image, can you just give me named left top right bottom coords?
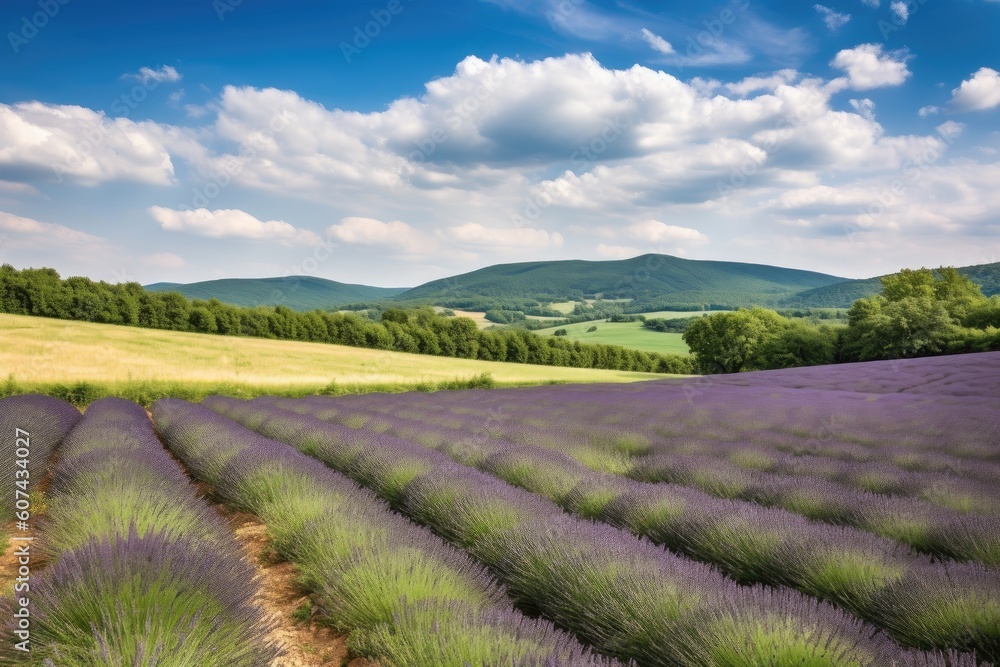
left=149, top=207, right=321, bottom=245
left=441, top=223, right=564, bottom=249
left=0, top=210, right=110, bottom=254
left=726, top=69, right=798, bottom=96
left=327, top=216, right=438, bottom=256
left=890, top=1, right=910, bottom=23
left=815, top=4, right=851, bottom=31
left=142, top=252, right=187, bottom=268
left=0, top=180, right=39, bottom=196
left=830, top=44, right=911, bottom=90
left=640, top=28, right=674, bottom=55
left=949, top=68, right=1000, bottom=112
left=860, top=0, right=879, bottom=6
left=596, top=243, right=641, bottom=259
left=936, top=121, right=964, bottom=141
left=627, top=219, right=708, bottom=244
left=0, top=102, right=180, bottom=186
left=7, top=52, right=996, bottom=282
left=849, top=98, right=876, bottom=122
left=122, top=65, right=182, bottom=85
left=918, top=105, right=940, bottom=118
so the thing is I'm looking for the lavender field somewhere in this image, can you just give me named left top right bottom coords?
left=1, top=353, right=998, bottom=666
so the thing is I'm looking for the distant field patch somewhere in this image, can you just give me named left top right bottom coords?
left=638, top=310, right=730, bottom=319
left=546, top=301, right=580, bottom=314
left=449, top=309, right=496, bottom=329
left=534, top=319, right=690, bottom=355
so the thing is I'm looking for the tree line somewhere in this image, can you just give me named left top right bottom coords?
left=0, top=266, right=693, bottom=375
left=683, top=268, right=1000, bottom=374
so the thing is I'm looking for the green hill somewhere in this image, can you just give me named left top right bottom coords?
left=782, top=262, right=1000, bottom=308
left=145, top=276, right=409, bottom=311
left=395, top=254, right=847, bottom=308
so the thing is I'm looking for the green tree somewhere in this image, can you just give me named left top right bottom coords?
left=758, top=321, right=836, bottom=369
left=188, top=306, right=218, bottom=334
left=683, top=307, right=786, bottom=374
left=839, top=267, right=990, bottom=362
left=964, top=296, right=1000, bottom=329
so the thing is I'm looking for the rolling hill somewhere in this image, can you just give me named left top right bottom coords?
left=394, top=254, right=847, bottom=308
left=144, top=258, right=1000, bottom=313
left=781, top=262, right=1000, bottom=308
left=145, top=276, right=409, bottom=311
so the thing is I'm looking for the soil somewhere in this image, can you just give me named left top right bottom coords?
left=155, top=409, right=377, bottom=667
left=220, top=508, right=373, bottom=667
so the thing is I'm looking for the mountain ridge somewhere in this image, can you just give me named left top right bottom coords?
left=145, top=276, right=409, bottom=311
left=145, top=256, right=1000, bottom=312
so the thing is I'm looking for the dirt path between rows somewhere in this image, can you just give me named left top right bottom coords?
left=220, top=508, right=375, bottom=667
left=148, top=411, right=375, bottom=667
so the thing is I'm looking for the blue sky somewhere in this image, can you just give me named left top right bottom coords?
left=1, top=0, right=998, bottom=286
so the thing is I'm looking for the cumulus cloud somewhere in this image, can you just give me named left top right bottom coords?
left=639, top=28, right=674, bottom=55
left=627, top=219, right=708, bottom=244
left=0, top=211, right=106, bottom=246
left=142, top=252, right=187, bottom=268
left=0, top=102, right=179, bottom=186
left=122, top=65, right=182, bottom=84
left=949, top=68, right=1000, bottom=112
left=327, top=217, right=438, bottom=256
left=0, top=210, right=111, bottom=255
left=149, top=207, right=321, bottom=245
left=596, top=243, right=642, bottom=259
left=849, top=98, right=876, bottom=122
left=830, top=44, right=911, bottom=90
left=918, top=105, right=940, bottom=118
left=726, top=69, right=798, bottom=96
left=440, top=223, right=564, bottom=249
left=6, top=51, right=997, bottom=280
left=814, top=5, right=851, bottom=31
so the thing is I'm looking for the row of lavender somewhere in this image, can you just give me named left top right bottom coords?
left=479, top=412, right=1000, bottom=516
left=328, top=361, right=1000, bottom=469
left=1, top=397, right=276, bottom=666
left=314, top=383, right=1000, bottom=565
left=152, top=398, right=619, bottom=667
left=276, top=394, right=1000, bottom=569
left=204, top=395, right=985, bottom=667
left=253, top=394, right=999, bottom=662
left=334, top=374, right=1000, bottom=480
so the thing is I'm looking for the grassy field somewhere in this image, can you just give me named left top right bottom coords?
left=0, top=314, right=661, bottom=403
left=449, top=309, right=495, bottom=329
left=533, top=318, right=690, bottom=355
